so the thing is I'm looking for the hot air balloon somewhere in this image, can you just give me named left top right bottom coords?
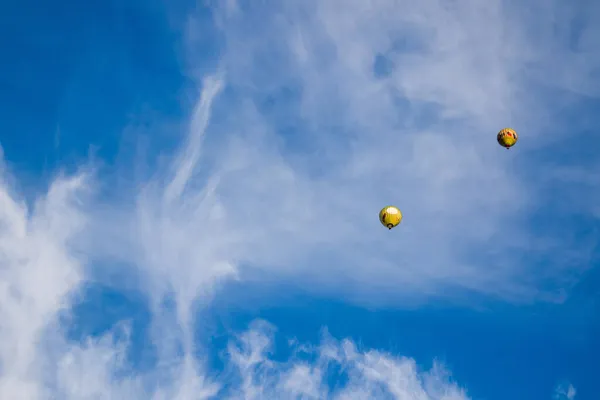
left=379, top=205, right=402, bottom=230
left=497, top=128, right=518, bottom=149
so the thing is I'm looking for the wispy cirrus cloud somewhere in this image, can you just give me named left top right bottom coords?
left=171, top=0, right=600, bottom=305
left=221, top=319, right=469, bottom=399
left=554, top=382, right=577, bottom=400
left=0, top=66, right=471, bottom=400
left=0, top=0, right=598, bottom=398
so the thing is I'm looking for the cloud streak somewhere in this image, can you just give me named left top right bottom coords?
left=554, top=382, right=577, bottom=400
left=0, top=176, right=469, bottom=397
left=0, top=165, right=90, bottom=397
left=222, top=320, right=469, bottom=399
left=172, top=0, right=599, bottom=305
left=0, top=0, right=597, bottom=398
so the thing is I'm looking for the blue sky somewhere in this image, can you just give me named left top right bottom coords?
left=0, top=0, right=598, bottom=399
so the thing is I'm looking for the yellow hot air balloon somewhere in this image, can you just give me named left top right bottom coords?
left=379, top=205, right=402, bottom=230
left=497, top=128, right=518, bottom=149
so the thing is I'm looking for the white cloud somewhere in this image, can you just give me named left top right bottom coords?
left=0, top=179, right=469, bottom=397
left=0, top=117, right=474, bottom=398
left=0, top=0, right=598, bottom=398
left=0, top=164, right=90, bottom=398
left=222, top=319, right=469, bottom=399
left=554, top=382, right=577, bottom=400
left=174, top=0, right=600, bottom=306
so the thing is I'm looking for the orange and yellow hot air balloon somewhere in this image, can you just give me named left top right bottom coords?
left=497, top=128, right=518, bottom=149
